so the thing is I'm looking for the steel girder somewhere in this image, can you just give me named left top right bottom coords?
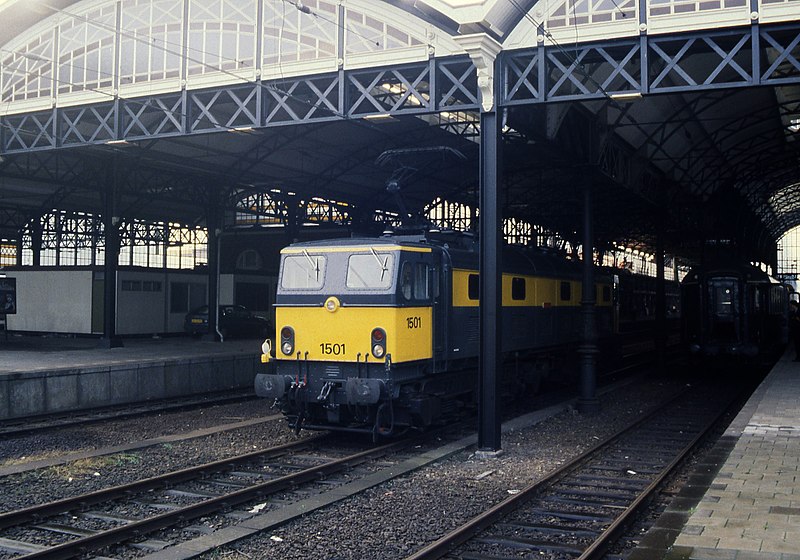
left=0, top=57, right=478, bottom=155
left=501, top=22, right=800, bottom=105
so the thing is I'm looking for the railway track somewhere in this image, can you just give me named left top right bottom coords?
left=404, top=381, right=742, bottom=560
left=0, top=391, right=257, bottom=439
left=0, top=426, right=469, bottom=560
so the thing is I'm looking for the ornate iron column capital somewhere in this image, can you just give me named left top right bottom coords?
left=454, top=33, right=503, bottom=112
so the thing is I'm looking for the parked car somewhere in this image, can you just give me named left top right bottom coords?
left=184, top=305, right=271, bottom=339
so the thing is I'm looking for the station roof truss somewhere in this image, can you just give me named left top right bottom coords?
left=0, top=0, right=798, bottom=266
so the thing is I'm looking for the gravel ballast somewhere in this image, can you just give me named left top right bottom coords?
left=0, top=374, right=695, bottom=560
left=200, top=375, right=691, bottom=560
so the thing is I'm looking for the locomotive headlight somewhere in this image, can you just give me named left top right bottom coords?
left=280, top=326, right=295, bottom=356
left=372, top=343, right=385, bottom=358
left=261, top=338, right=272, bottom=355
left=325, top=296, right=340, bottom=312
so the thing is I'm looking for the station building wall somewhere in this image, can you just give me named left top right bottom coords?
left=2, top=268, right=276, bottom=336
left=5, top=270, right=94, bottom=333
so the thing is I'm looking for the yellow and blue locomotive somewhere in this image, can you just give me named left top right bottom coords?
left=255, top=233, right=618, bottom=435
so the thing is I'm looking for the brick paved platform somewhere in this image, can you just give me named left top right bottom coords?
left=629, top=352, right=800, bottom=560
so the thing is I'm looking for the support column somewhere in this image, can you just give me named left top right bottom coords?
left=578, top=183, right=599, bottom=414
left=30, top=219, right=42, bottom=267
left=284, top=195, right=300, bottom=243
left=478, top=107, right=503, bottom=452
left=655, top=223, right=666, bottom=371
left=15, top=234, right=23, bottom=266
left=455, top=33, right=504, bottom=453
left=204, top=190, right=221, bottom=342
left=100, top=166, right=123, bottom=348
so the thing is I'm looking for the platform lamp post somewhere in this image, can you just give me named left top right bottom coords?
left=455, top=33, right=504, bottom=454
left=578, top=182, right=600, bottom=414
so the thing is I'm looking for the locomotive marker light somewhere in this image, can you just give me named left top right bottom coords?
left=371, top=328, right=387, bottom=359
left=281, top=326, right=295, bottom=355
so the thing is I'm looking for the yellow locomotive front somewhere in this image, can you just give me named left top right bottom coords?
left=255, top=238, right=440, bottom=435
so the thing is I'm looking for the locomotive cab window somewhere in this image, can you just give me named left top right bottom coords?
left=281, top=253, right=326, bottom=290
left=560, top=282, right=571, bottom=302
left=400, top=262, right=413, bottom=300
left=602, top=286, right=611, bottom=303
left=511, top=277, right=526, bottom=301
left=346, top=252, right=394, bottom=289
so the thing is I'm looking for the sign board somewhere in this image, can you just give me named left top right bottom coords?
left=0, top=277, right=16, bottom=315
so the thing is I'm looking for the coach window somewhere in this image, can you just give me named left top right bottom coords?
left=468, top=274, right=479, bottom=300
left=281, top=253, right=326, bottom=290
left=400, top=262, right=413, bottom=300
left=346, top=252, right=394, bottom=289
left=560, top=281, right=571, bottom=302
left=511, top=277, right=526, bottom=301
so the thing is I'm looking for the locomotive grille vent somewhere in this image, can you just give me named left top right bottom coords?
left=324, top=365, right=342, bottom=378
left=466, top=317, right=479, bottom=343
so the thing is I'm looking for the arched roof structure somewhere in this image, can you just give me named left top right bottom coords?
left=0, top=0, right=797, bottom=264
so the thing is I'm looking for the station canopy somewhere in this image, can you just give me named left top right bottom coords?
left=0, top=0, right=798, bottom=265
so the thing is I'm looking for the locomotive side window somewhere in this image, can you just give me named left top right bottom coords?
left=400, top=262, right=413, bottom=300
left=511, top=277, right=526, bottom=301
left=468, top=274, right=479, bottom=300
left=346, top=252, right=394, bottom=289
left=281, top=254, right=326, bottom=290
left=560, top=282, right=571, bottom=302
left=414, top=263, right=429, bottom=299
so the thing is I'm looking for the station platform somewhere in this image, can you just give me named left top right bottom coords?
left=0, top=334, right=262, bottom=421
left=630, top=352, right=800, bottom=560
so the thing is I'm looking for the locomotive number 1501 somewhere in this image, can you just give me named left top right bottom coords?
left=320, top=343, right=346, bottom=355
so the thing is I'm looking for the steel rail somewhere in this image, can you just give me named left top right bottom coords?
left=576, top=391, right=738, bottom=560
left=0, top=391, right=258, bottom=439
left=0, top=433, right=327, bottom=531
left=404, top=384, right=733, bottom=560
left=15, top=432, right=429, bottom=560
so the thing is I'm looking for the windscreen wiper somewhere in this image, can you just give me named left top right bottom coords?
left=370, top=248, right=389, bottom=282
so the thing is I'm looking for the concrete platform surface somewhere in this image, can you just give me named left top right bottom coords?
left=0, top=333, right=263, bottom=375
left=0, top=334, right=264, bottom=420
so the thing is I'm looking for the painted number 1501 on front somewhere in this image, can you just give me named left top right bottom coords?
left=320, top=343, right=346, bottom=355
